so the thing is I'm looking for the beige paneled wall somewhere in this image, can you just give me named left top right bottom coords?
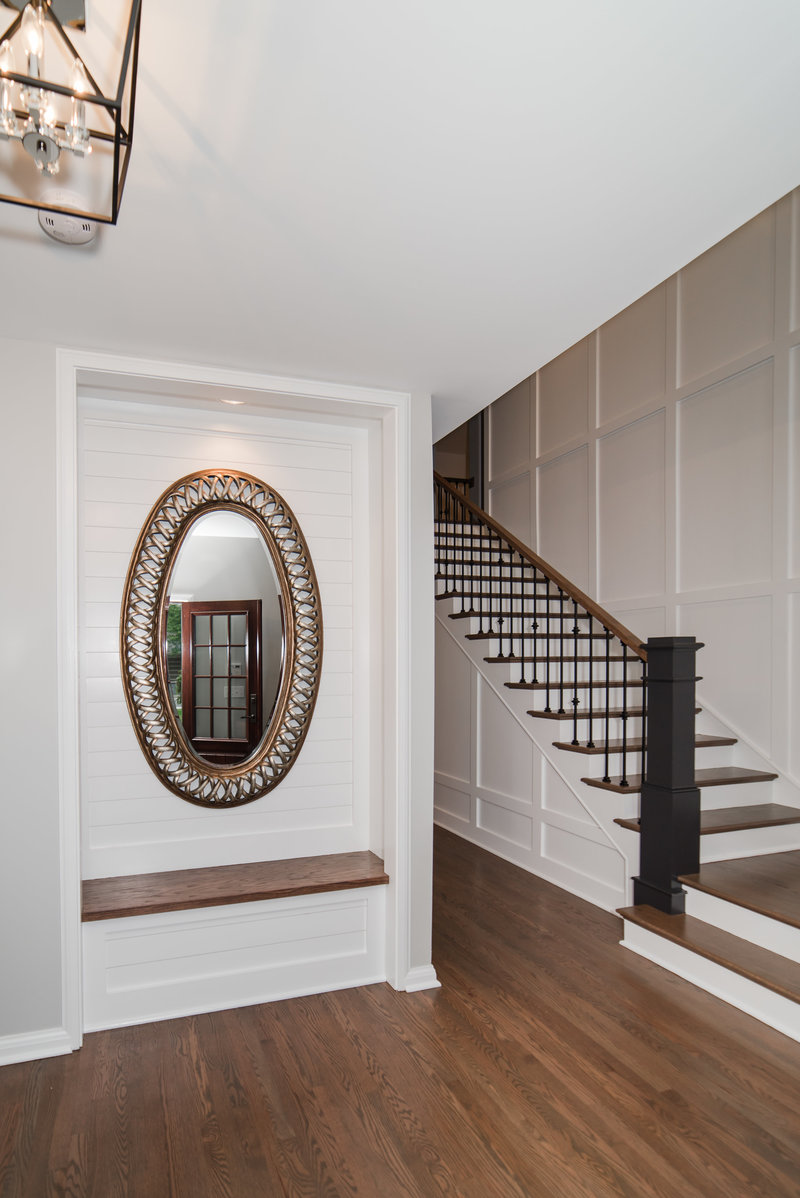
left=486, top=188, right=799, bottom=777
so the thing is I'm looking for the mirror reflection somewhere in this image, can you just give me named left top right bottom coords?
left=163, top=510, right=284, bottom=766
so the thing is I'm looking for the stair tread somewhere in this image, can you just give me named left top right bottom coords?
left=508, top=679, right=644, bottom=691
left=486, top=654, right=630, bottom=664
left=614, top=803, right=800, bottom=836
left=528, top=705, right=700, bottom=721
left=554, top=733, right=736, bottom=754
left=468, top=631, right=614, bottom=641
left=679, top=850, right=800, bottom=931
left=618, top=905, right=800, bottom=1005
left=583, top=766, right=778, bottom=794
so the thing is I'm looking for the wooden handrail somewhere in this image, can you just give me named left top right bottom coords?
left=434, top=471, right=646, bottom=660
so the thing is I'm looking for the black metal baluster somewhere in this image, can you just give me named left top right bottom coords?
left=557, top=588, right=566, bottom=714
left=602, top=627, right=611, bottom=783
left=586, top=616, right=595, bottom=749
left=544, top=578, right=552, bottom=712
left=620, top=642, right=629, bottom=787
left=571, top=599, right=580, bottom=745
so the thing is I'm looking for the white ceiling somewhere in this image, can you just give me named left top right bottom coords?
left=2, top=0, right=800, bottom=439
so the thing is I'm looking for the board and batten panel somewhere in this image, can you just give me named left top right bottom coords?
left=597, top=410, right=666, bottom=603
left=536, top=446, right=589, bottom=592
left=537, top=339, right=589, bottom=457
left=677, top=207, right=776, bottom=387
left=597, top=284, right=667, bottom=426
left=677, top=362, right=774, bottom=594
left=78, top=399, right=367, bottom=878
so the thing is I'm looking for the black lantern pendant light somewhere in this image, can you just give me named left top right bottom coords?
left=0, top=0, right=141, bottom=224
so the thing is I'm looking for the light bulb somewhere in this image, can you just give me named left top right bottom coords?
left=21, top=4, right=44, bottom=75
left=0, top=42, right=15, bottom=129
left=71, top=58, right=89, bottom=95
left=68, top=58, right=90, bottom=151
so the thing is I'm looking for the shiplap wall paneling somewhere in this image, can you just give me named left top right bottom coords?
left=78, top=400, right=371, bottom=879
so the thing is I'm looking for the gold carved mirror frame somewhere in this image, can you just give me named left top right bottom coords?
left=120, top=469, right=323, bottom=807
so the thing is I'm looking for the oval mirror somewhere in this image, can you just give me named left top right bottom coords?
left=120, top=470, right=323, bottom=807
left=163, top=509, right=285, bottom=767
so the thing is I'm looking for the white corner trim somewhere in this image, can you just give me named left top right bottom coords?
left=0, top=1026, right=74, bottom=1067
left=56, top=349, right=83, bottom=1051
left=402, top=965, right=441, bottom=992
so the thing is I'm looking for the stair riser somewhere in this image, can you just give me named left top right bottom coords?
left=620, top=923, right=800, bottom=1044
left=699, top=824, right=800, bottom=862
left=683, top=887, right=800, bottom=965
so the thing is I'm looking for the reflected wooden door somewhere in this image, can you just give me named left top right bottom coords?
left=180, top=600, right=262, bottom=765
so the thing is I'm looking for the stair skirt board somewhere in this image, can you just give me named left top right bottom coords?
left=82, top=887, right=387, bottom=1033
left=683, top=886, right=800, bottom=966
left=620, top=920, right=800, bottom=1045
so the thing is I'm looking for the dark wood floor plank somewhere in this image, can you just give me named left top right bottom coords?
left=3, top=826, right=800, bottom=1197
left=82, top=851, right=389, bottom=922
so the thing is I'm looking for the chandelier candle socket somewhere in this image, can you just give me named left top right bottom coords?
left=0, top=0, right=141, bottom=223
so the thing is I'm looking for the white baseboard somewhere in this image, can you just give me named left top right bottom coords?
left=621, top=921, right=800, bottom=1045
left=0, top=1026, right=74, bottom=1067
left=402, top=964, right=441, bottom=992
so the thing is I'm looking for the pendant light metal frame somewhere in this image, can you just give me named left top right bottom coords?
left=0, top=0, right=141, bottom=224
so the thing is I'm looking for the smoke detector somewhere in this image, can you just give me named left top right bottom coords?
left=38, top=190, right=97, bottom=245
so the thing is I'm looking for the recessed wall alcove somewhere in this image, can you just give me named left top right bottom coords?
left=56, top=351, right=438, bottom=1045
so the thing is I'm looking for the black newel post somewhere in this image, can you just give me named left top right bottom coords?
left=632, top=636, right=703, bottom=915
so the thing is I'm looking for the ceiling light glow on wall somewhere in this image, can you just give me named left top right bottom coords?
left=0, top=0, right=141, bottom=224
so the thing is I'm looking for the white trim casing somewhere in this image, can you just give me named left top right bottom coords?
left=54, top=348, right=437, bottom=1050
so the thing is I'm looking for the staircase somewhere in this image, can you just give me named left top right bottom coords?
left=434, top=472, right=800, bottom=1042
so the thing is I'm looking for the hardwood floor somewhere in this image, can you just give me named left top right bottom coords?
left=2, top=827, right=800, bottom=1196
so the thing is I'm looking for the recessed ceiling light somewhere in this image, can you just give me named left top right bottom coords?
left=220, top=398, right=244, bottom=406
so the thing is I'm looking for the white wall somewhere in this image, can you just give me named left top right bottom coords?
left=0, top=339, right=64, bottom=1045
left=436, top=187, right=800, bottom=879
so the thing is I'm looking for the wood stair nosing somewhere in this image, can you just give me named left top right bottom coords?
left=441, top=592, right=593, bottom=606
left=526, top=705, right=700, bottom=721
left=484, top=654, right=631, bottom=664
left=582, top=766, right=779, bottom=795
left=507, top=679, right=644, bottom=692
left=614, top=803, right=800, bottom=836
left=553, top=733, right=737, bottom=755
left=618, top=905, right=800, bottom=1006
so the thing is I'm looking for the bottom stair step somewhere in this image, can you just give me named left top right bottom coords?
left=614, top=803, right=800, bottom=836
left=618, top=904, right=800, bottom=1006
left=680, top=850, right=800, bottom=931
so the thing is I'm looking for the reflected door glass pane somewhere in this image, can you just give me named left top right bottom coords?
left=194, top=614, right=211, bottom=646
left=212, top=646, right=228, bottom=675
left=195, top=646, right=211, bottom=675
left=230, top=613, right=247, bottom=644
left=213, top=709, right=228, bottom=738
left=195, top=709, right=211, bottom=738
left=230, top=646, right=246, bottom=675
left=212, top=614, right=228, bottom=645
left=195, top=677, right=210, bottom=707
left=231, top=711, right=248, bottom=738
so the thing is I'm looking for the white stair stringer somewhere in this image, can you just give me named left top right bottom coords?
left=435, top=597, right=638, bottom=913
